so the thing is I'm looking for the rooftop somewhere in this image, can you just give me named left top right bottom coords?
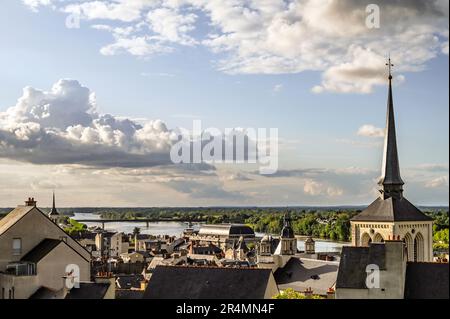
left=198, top=224, right=255, bottom=237
left=351, top=197, right=433, bottom=222
left=274, top=257, right=339, bottom=295
left=336, top=244, right=387, bottom=289
left=405, top=262, right=449, bottom=299
left=0, top=206, right=35, bottom=236
left=143, top=265, right=275, bottom=299
left=64, top=282, right=111, bottom=299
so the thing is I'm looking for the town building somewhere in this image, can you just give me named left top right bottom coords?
left=224, top=236, right=250, bottom=261
left=350, top=65, right=433, bottom=262
left=193, top=224, right=256, bottom=250
left=336, top=241, right=407, bottom=299
left=95, top=231, right=129, bottom=258
left=0, top=198, right=91, bottom=299
left=336, top=61, right=449, bottom=299
left=120, top=251, right=145, bottom=264
left=336, top=240, right=449, bottom=299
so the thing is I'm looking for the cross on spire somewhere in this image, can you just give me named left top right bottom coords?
left=386, top=55, right=394, bottom=80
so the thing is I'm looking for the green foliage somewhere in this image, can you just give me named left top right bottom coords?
left=133, top=227, right=141, bottom=236
left=273, top=288, right=325, bottom=299
left=64, top=218, right=87, bottom=235
left=247, top=211, right=353, bottom=241
left=433, top=228, right=449, bottom=250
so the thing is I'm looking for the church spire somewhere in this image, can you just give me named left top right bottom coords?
left=379, top=58, right=404, bottom=199
left=49, top=191, right=59, bottom=216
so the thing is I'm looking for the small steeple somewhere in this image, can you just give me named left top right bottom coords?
left=49, top=191, right=59, bottom=216
left=281, top=212, right=295, bottom=239
left=379, top=57, right=404, bottom=200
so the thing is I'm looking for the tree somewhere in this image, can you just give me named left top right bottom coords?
left=273, top=289, right=307, bottom=299
left=133, top=227, right=141, bottom=237
left=273, top=288, right=325, bottom=299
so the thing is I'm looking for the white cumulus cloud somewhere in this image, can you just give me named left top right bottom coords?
left=357, top=124, right=385, bottom=138
left=425, top=176, right=449, bottom=188
left=0, top=79, right=185, bottom=168
left=21, top=0, right=449, bottom=94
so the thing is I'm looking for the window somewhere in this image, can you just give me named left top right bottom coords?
left=12, top=238, right=22, bottom=256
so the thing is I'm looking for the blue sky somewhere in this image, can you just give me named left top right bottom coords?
left=0, top=0, right=448, bottom=206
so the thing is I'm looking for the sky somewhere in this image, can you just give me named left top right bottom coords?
left=0, top=0, right=448, bottom=207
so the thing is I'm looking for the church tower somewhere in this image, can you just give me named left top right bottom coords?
left=351, top=59, right=433, bottom=262
left=48, top=191, right=60, bottom=223
left=279, top=212, right=297, bottom=255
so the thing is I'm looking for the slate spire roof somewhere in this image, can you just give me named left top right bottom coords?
left=379, top=58, right=404, bottom=200
left=352, top=60, right=432, bottom=223
left=49, top=191, right=59, bottom=216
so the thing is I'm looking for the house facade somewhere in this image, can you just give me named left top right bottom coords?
left=0, top=198, right=91, bottom=299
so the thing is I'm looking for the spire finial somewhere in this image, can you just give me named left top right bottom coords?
left=386, top=54, right=394, bottom=80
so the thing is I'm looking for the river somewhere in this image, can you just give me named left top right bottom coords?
left=72, top=212, right=348, bottom=253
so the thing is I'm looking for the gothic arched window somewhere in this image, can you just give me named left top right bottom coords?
left=374, top=233, right=384, bottom=243
left=404, top=233, right=414, bottom=261
left=414, top=232, right=425, bottom=262
left=361, top=233, right=371, bottom=247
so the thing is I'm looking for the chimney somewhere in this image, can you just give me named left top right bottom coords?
left=304, top=287, right=313, bottom=298
left=25, top=197, right=37, bottom=207
left=327, top=287, right=335, bottom=299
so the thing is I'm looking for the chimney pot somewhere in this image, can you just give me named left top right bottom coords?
left=25, top=197, right=37, bottom=206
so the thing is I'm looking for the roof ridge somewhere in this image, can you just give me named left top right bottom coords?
left=156, top=265, right=269, bottom=271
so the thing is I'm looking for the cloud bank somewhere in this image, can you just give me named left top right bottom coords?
left=22, top=0, right=449, bottom=93
left=0, top=79, right=181, bottom=168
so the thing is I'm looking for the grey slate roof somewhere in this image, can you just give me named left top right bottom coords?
left=379, top=75, right=404, bottom=190
left=198, top=224, right=255, bottom=237
left=274, top=257, right=339, bottom=295
left=21, top=238, right=62, bottom=263
left=192, top=245, right=222, bottom=255
left=405, top=262, right=449, bottom=299
left=29, top=287, right=64, bottom=299
left=116, top=290, right=145, bottom=299
left=336, top=244, right=386, bottom=289
left=143, top=265, right=274, bottom=299
left=116, top=274, right=144, bottom=289
left=64, top=282, right=110, bottom=299
left=351, top=197, right=432, bottom=222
